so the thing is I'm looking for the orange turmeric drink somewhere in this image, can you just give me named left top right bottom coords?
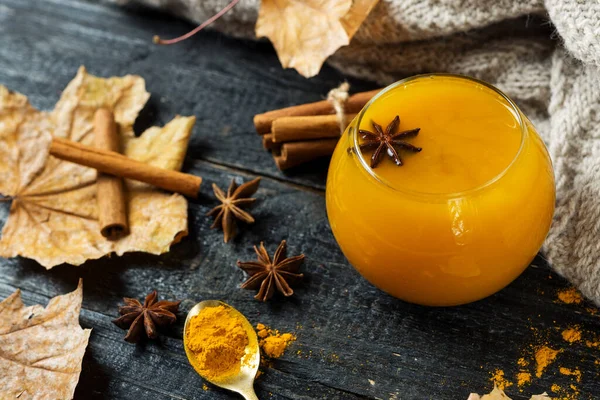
left=326, top=75, right=555, bottom=306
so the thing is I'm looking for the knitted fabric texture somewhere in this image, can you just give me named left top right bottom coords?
left=120, top=0, right=600, bottom=305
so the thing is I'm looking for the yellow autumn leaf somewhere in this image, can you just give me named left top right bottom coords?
left=467, top=386, right=512, bottom=400
left=341, top=0, right=382, bottom=38
left=0, top=280, right=90, bottom=399
left=468, top=387, right=552, bottom=400
left=256, top=0, right=380, bottom=78
left=0, top=66, right=195, bottom=268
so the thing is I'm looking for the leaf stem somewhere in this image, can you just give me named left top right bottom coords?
left=153, top=0, right=240, bottom=45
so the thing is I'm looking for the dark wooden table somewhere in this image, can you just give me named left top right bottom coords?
left=1, top=1, right=599, bottom=399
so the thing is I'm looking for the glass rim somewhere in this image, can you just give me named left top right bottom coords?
left=351, top=73, right=528, bottom=200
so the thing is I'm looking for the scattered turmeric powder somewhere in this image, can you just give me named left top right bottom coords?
left=557, top=288, right=583, bottom=304
left=516, top=372, right=531, bottom=387
left=185, top=305, right=251, bottom=382
left=256, top=323, right=269, bottom=338
left=569, top=384, right=579, bottom=393
left=517, top=357, right=529, bottom=367
left=585, top=340, right=599, bottom=348
left=548, top=384, right=578, bottom=400
left=561, top=327, right=582, bottom=343
left=585, top=307, right=597, bottom=315
left=559, top=367, right=582, bottom=383
left=534, top=346, right=560, bottom=378
left=262, top=333, right=296, bottom=358
left=489, top=369, right=513, bottom=390
left=256, top=323, right=296, bottom=358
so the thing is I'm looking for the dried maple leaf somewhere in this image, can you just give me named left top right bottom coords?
left=340, top=0, right=381, bottom=38
left=467, top=387, right=552, bottom=400
left=255, top=0, right=380, bottom=77
left=0, top=66, right=195, bottom=268
left=0, top=280, right=90, bottom=399
left=467, top=386, right=512, bottom=400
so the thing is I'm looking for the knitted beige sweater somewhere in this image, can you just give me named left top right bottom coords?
left=122, top=0, right=600, bottom=304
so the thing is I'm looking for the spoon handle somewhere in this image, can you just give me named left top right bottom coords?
left=239, top=388, right=259, bottom=400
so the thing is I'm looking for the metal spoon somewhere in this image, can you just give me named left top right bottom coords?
left=184, top=300, right=260, bottom=400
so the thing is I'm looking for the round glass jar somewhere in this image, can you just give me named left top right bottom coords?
left=325, top=75, right=555, bottom=306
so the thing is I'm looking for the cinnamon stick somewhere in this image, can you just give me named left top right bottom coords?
left=94, top=109, right=129, bottom=240
left=271, top=113, right=357, bottom=143
left=49, top=137, right=202, bottom=198
left=254, top=89, right=381, bottom=134
left=262, top=133, right=280, bottom=151
left=274, top=138, right=339, bottom=170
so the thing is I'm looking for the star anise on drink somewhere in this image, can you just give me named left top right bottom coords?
left=207, top=177, right=261, bottom=243
left=237, top=240, right=305, bottom=302
left=112, top=291, right=181, bottom=343
left=359, top=115, right=422, bottom=168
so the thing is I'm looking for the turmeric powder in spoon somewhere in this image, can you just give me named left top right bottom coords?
left=183, top=301, right=259, bottom=400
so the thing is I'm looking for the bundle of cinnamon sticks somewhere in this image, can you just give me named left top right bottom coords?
left=253, top=88, right=381, bottom=170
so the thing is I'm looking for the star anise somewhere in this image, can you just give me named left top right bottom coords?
left=112, top=291, right=181, bottom=343
left=359, top=115, right=421, bottom=168
left=207, top=177, right=261, bottom=243
left=237, top=240, right=305, bottom=302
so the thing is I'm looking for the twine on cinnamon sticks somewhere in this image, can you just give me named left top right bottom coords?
left=253, top=86, right=381, bottom=170
left=326, top=82, right=350, bottom=134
